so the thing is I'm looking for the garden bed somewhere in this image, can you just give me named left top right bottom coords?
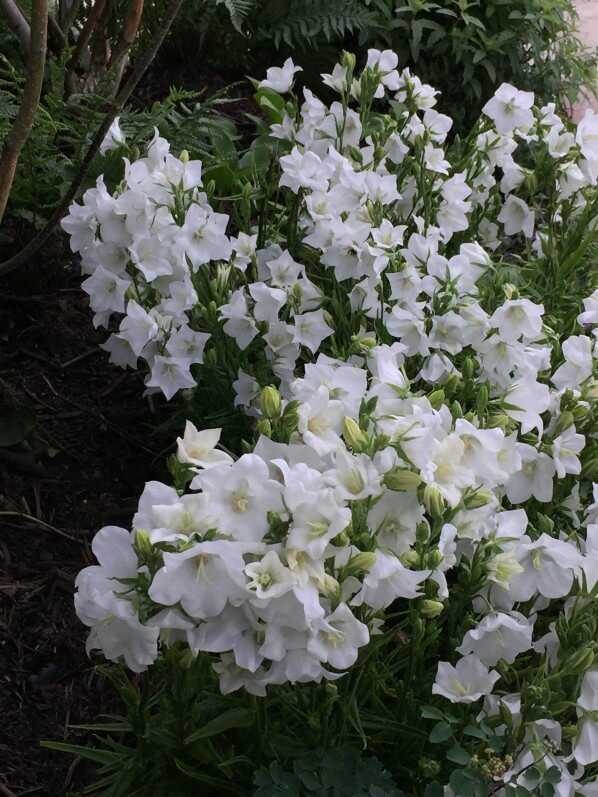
left=0, top=265, right=166, bottom=794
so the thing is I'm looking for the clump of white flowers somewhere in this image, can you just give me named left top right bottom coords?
left=65, top=51, right=598, bottom=792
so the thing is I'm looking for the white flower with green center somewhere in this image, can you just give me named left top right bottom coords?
left=433, top=654, right=500, bottom=703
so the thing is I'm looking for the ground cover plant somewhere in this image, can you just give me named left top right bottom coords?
left=46, top=47, right=598, bottom=795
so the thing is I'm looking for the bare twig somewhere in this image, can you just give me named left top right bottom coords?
left=0, top=0, right=30, bottom=52
left=0, top=511, right=83, bottom=544
left=0, top=0, right=185, bottom=276
left=0, top=0, right=48, bottom=224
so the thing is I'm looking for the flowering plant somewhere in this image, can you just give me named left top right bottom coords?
left=62, top=51, right=598, bottom=794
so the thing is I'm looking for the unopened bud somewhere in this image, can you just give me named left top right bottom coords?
left=347, top=551, right=377, bottom=576
left=426, top=549, right=444, bottom=569
left=134, top=528, right=152, bottom=559
left=464, top=489, right=494, bottom=509
left=400, top=549, right=420, bottom=568
left=488, top=413, right=511, bottom=429
left=423, top=485, right=445, bottom=519
left=524, top=170, right=537, bottom=195
left=420, top=599, right=444, bottom=618
left=340, top=50, right=356, bottom=73
left=582, top=379, right=598, bottom=402
left=415, top=521, right=431, bottom=544
left=179, top=149, right=190, bottom=163
left=567, top=647, right=595, bottom=674
left=428, top=389, right=445, bottom=410
left=451, top=400, right=464, bottom=419
left=555, top=411, right=575, bottom=436
left=256, top=419, right=272, bottom=438
left=384, top=468, right=422, bottom=491
left=443, top=374, right=461, bottom=396
left=476, top=385, right=489, bottom=416
left=572, top=404, right=590, bottom=422
left=462, top=357, right=476, bottom=380
left=259, top=385, right=282, bottom=419
left=503, top=283, right=518, bottom=300
left=536, top=514, right=554, bottom=534
left=351, top=333, right=377, bottom=353
left=342, top=416, right=367, bottom=451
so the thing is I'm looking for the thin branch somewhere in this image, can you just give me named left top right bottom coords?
left=105, top=0, right=145, bottom=99
left=0, top=0, right=185, bottom=277
left=65, top=0, right=106, bottom=88
left=0, top=0, right=48, bottom=224
left=0, top=0, right=31, bottom=52
left=47, top=9, right=67, bottom=52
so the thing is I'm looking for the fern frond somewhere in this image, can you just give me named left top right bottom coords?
left=215, top=0, right=253, bottom=34
left=254, top=0, right=379, bottom=49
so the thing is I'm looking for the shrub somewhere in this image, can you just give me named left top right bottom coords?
left=57, top=51, right=598, bottom=794
left=157, top=0, right=597, bottom=129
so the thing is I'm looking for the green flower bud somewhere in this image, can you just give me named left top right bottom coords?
left=384, top=468, right=423, bottom=491
left=555, top=411, right=575, bottom=436
left=451, top=400, right=464, bottom=419
left=566, top=646, right=595, bottom=674
left=134, top=528, right=153, bottom=559
left=572, top=404, right=590, bottom=422
left=488, top=413, right=511, bottom=429
left=347, top=551, right=377, bottom=576
left=503, top=283, right=519, bottom=300
left=340, top=50, right=356, bottom=73
left=420, top=599, right=444, bottom=618
left=524, top=169, right=537, bottom=195
left=259, top=385, right=282, bottom=419
left=400, top=550, right=420, bottom=568
left=476, top=385, right=489, bottom=416
left=415, top=521, right=431, bottom=544
left=464, top=489, right=494, bottom=509
left=443, top=373, right=461, bottom=396
left=179, top=149, right=190, bottom=163
left=582, top=379, right=598, bottom=402
left=342, top=416, right=368, bottom=451
left=428, top=389, right=445, bottom=410
left=423, top=485, right=445, bottom=519
left=350, top=332, right=377, bottom=353
left=256, top=419, right=272, bottom=438
left=426, top=549, right=444, bottom=569
left=536, top=514, right=554, bottom=535
left=462, top=357, right=476, bottom=380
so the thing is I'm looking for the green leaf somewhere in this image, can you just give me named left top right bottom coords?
left=421, top=706, right=445, bottom=720
left=174, top=759, right=244, bottom=794
left=40, top=740, right=119, bottom=765
left=0, top=404, right=37, bottom=446
left=184, top=707, right=254, bottom=743
left=446, top=746, right=470, bottom=765
left=429, top=721, right=452, bottom=743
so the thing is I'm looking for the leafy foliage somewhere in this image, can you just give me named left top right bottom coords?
left=253, top=747, right=405, bottom=796
left=158, top=0, right=597, bottom=129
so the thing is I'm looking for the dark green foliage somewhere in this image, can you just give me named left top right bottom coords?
left=0, top=46, right=239, bottom=253
left=253, top=747, right=405, bottom=796
left=159, top=0, right=597, bottom=130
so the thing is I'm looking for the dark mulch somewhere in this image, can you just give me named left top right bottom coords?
left=0, top=262, right=168, bottom=795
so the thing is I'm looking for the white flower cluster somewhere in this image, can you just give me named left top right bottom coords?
left=67, top=51, right=598, bottom=789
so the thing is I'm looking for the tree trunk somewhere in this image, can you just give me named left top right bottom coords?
left=0, top=0, right=48, bottom=225
left=0, top=0, right=185, bottom=276
left=0, top=0, right=31, bottom=52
